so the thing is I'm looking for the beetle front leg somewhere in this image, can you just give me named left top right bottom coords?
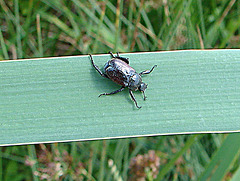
left=129, top=89, right=142, bottom=109
left=142, top=91, right=147, bottom=101
left=139, top=65, right=157, bottom=76
left=99, top=86, right=125, bottom=97
left=89, top=54, right=108, bottom=78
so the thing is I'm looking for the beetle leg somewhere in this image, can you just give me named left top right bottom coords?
left=108, top=51, right=115, bottom=58
left=139, top=65, right=157, bottom=76
left=99, top=86, right=125, bottom=97
left=129, top=89, right=142, bottom=109
left=142, top=91, right=147, bottom=101
left=116, top=52, right=130, bottom=64
left=89, top=54, right=109, bottom=78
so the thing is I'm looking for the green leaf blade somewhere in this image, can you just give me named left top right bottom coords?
left=1, top=50, right=240, bottom=146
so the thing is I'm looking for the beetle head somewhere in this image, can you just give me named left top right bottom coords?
left=129, top=74, right=142, bottom=91
left=139, top=82, right=147, bottom=92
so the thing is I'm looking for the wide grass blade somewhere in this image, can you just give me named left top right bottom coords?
left=199, top=133, right=240, bottom=181
left=231, top=165, right=240, bottom=181
left=0, top=50, right=240, bottom=146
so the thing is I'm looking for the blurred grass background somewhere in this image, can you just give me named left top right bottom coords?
left=1, top=0, right=240, bottom=180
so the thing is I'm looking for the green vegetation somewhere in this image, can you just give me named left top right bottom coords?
left=1, top=0, right=240, bottom=180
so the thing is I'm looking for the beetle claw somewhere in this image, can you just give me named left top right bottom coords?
left=98, top=93, right=105, bottom=97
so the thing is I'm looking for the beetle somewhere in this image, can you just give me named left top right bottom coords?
left=89, top=52, right=157, bottom=108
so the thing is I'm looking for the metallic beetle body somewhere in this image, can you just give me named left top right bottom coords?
left=89, top=52, right=157, bottom=108
left=104, top=59, right=141, bottom=90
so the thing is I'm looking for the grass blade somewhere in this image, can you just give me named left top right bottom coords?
left=156, top=134, right=201, bottom=180
left=27, top=145, right=39, bottom=181
left=0, top=27, right=9, bottom=60
left=14, top=0, right=23, bottom=58
left=199, top=133, right=240, bottom=181
left=36, top=14, right=43, bottom=57
left=0, top=50, right=240, bottom=146
left=231, top=165, right=240, bottom=181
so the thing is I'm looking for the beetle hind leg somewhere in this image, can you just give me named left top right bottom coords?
left=89, top=54, right=109, bottom=78
left=99, top=86, right=125, bottom=97
left=108, top=51, right=121, bottom=58
left=109, top=51, right=129, bottom=64
left=108, top=51, right=115, bottom=58
left=129, top=90, right=142, bottom=109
